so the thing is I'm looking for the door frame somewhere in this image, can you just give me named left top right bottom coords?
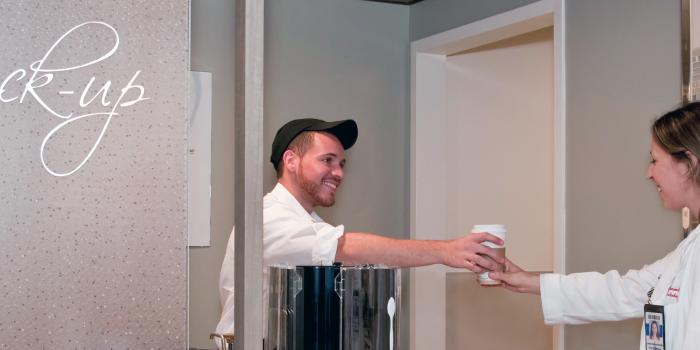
left=409, top=1, right=565, bottom=349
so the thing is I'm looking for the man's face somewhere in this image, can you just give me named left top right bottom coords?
left=296, top=132, right=346, bottom=208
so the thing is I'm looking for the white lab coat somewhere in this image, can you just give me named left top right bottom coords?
left=540, top=226, right=700, bottom=349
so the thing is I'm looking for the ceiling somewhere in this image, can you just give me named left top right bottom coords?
left=364, top=0, right=425, bottom=5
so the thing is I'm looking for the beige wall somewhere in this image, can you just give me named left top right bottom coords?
left=446, top=27, right=554, bottom=272
left=446, top=273, right=552, bottom=349
left=445, top=27, right=555, bottom=348
left=411, top=14, right=556, bottom=348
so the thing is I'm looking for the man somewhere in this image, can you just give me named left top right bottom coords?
left=214, top=118, right=504, bottom=345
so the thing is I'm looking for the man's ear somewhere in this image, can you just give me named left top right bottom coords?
left=282, top=149, right=299, bottom=174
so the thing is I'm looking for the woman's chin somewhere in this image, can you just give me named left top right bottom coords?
left=660, top=199, right=682, bottom=211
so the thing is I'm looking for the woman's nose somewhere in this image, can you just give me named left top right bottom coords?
left=646, top=164, right=653, bottom=179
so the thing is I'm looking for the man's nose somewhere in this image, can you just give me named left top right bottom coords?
left=332, top=165, right=343, bottom=178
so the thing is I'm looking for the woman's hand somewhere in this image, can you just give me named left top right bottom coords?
left=488, top=258, right=541, bottom=295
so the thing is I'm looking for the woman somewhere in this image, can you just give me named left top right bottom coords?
left=648, top=320, right=663, bottom=345
left=490, top=102, right=700, bottom=349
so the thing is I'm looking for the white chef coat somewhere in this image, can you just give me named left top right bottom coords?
left=540, top=226, right=700, bottom=349
left=214, top=183, right=344, bottom=347
left=213, top=227, right=235, bottom=349
left=263, top=183, right=345, bottom=267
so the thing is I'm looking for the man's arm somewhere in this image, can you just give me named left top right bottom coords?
left=334, top=232, right=504, bottom=273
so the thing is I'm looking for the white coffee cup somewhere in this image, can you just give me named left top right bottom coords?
left=471, top=224, right=506, bottom=286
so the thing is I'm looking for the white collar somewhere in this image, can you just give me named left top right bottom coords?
left=687, top=224, right=700, bottom=241
left=268, top=183, right=324, bottom=222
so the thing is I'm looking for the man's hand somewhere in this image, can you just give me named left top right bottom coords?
left=488, top=258, right=541, bottom=294
left=442, top=233, right=505, bottom=273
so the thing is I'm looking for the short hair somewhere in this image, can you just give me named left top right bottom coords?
left=652, top=102, right=700, bottom=185
left=276, top=131, right=317, bottom=178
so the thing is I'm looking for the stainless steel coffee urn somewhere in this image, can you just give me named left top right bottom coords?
left=266, top=264, right=400, bottom=350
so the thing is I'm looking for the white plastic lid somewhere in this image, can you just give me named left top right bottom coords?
left=471, top=224, right=506, bottom=240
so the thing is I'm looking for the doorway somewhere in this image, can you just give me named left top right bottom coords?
left=410, top=1, right=565, bottom=349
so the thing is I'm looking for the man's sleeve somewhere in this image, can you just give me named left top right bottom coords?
left=264, top=208, right=344, bottom=266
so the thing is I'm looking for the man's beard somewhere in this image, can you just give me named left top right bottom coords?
left=298, top=169, right=336, bottom=208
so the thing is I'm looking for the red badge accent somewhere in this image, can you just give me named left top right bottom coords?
left=667, top=287, right=680, bottom=299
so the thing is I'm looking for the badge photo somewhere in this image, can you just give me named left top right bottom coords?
left=644, top=304, right=665, bottom=350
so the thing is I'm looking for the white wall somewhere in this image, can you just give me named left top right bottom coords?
left=410, top=0, right=540, bottom=41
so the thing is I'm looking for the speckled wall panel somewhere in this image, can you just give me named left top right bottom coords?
left=0, top=1, right=189, bottom=348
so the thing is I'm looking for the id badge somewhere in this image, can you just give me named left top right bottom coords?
left=644, top=304, right=666, bottom=350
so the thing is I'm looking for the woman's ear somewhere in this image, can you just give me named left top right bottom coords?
left=684, top=150, right=700, bottom=179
